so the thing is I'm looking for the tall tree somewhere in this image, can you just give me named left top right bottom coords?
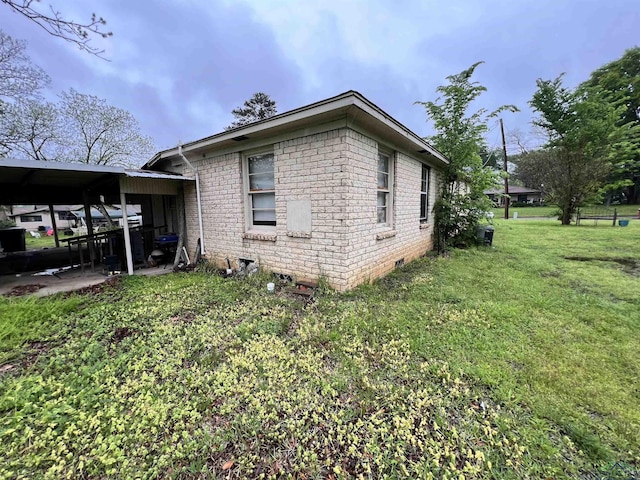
left=1, top=1, right=112, bottom=57
left=416, top=62, right=517, bottom=251
left=0, top=30, right=49, bottom=101
left=0, top=98, right=62, bottom=160
left=0, top=29, right=50, bottom=158
left=59, top=89, right=155, bottom=166
left=581, top=47, right=640, bottom=203
left=226, top=92, right=277, bottom=130
left=529, top=75, right=625, bottom=224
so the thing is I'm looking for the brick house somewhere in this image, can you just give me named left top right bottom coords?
left=144, top=91, right=448, bottom=290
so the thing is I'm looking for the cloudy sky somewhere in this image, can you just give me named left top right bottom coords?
left=2, top=0, right=638, bottom=155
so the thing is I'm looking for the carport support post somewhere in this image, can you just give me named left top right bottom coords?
left=120, top=190, right=134, bottom=275
left=48, top=204, right=60, bottom=248
left=82, top=191, right=96, bottom=269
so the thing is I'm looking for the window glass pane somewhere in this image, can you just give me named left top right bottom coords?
left=253, top=209, right=276, bottom=224
left=248, top=154, right=274, bottom=174
left=377, top=171, right=388, bottom=189
left=377, top=191, right=388, bottom=224
left=377, top=191, right=387, bottom=208
left=421, top=165, right=430, bottom=193
left=420, top=194, right=427, bottom=219
left=378, top=154, right=388, bottom=173
left=377, top=207, right=387, bottom=224
left=252, top=192, right=275, bottom=209
left=249, top=173, right=275, bottom=190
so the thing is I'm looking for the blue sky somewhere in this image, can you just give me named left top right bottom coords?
left=2, top=0, right=638, bottom=154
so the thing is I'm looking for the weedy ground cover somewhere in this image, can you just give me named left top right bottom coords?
left=0, top=220, right=638, bottom=479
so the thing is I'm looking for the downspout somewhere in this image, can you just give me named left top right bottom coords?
left=177, top=144, right=205, bottom=256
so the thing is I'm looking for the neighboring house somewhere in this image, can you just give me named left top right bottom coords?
left=485, top=186, right=543, bottom=206
left=145, top=91, right=448, bottom=291
left=8, top=205, right=141, bottom=231
left=8, top=205, right=79, bottom=230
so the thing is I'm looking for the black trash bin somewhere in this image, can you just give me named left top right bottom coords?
left=476, top=225, right=494, bottom=246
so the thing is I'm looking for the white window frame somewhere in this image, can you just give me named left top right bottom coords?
left=420, top=163, right=431, bottom=224
left=243, top=150, right=276, bottom=231
left=377, top=150, right=394, bottom=226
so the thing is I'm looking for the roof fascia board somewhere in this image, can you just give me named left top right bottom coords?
left=124, top=169, right=193, bottom=181
left=0, top=158, right=125, bottom=174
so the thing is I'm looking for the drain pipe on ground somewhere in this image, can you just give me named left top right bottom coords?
left=178, top=144, right=206, bottom=257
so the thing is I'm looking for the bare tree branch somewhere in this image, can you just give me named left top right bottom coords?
left=1, top=0, right=113, bottom=58
left=0, top=30, right=49, bottom=101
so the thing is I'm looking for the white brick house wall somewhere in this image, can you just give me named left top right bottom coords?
left=180, top=126, right=440, bottom=291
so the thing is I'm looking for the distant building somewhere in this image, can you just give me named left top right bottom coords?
left=484, top=186, right=543, bottom=206
left=7, top=205, right=78, bottom=231
left=8, top=205, right=141, bottom=231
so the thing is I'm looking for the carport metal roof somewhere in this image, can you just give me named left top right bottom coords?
left=0, top=159, right=191, bottom=205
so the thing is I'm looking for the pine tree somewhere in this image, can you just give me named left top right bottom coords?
left=225, top=92, right=277, bottom=130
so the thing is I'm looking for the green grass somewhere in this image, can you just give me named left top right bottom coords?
left=491, top=204, right=640, bottom=218
left=24, top=234, right=57, bottom=250
left=0, top=221, right=638, bottom=478
left=0, top=296, right=84, bottom=365
left=491, top=205, right=559, bottom=217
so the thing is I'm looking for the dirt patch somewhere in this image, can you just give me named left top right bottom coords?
left=170, top=311, right=196, bottom=324
left=1, top=341, right=54, bottom=377
left=111, top=327, right=137, bottom=344
left=0, top=363, right=16, bottom=376
left=5, top=284, right=47, bottom=297
left=564, top=256, right=640, bottom=276
left=72, top=276, right=121, bottom=297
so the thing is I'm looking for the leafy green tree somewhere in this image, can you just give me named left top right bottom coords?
left=529, top=75, right=626, bottom=224
left=226, top=92, right=277, bottom=130
left=416, top=62, right=517, bottom=251
left=581, top=47, right=640, bottom=203
left=511, top=150, right=548, bottom=189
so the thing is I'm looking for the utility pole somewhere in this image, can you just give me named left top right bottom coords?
left=500, top=118, right=510, bottom=220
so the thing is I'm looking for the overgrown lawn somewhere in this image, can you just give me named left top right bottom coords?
left=0, top=220, right=638, bottom=479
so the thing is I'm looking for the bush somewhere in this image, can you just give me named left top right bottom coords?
left=0, top=218, right=16, bottom=229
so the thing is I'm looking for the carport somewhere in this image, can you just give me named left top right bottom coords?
left=0, top=159, right=193, bottom=276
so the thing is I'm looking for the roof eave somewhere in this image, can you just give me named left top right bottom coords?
left=144, top=91, right=448, bottom=169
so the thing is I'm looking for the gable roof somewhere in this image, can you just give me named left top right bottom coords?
left=144, top=90, right=448, bottom=169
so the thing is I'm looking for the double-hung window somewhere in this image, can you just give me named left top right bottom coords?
left=420, top=164, right=431, bottom=223
left=377, top=152, right=393, bottom=225
left=246, top=152, right=276, bottom=229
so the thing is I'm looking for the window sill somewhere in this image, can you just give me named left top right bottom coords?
left=419, top=223, right=430, bottom=230
left=287, top=231, right=312, bottom=238
left=243, top=231, right=277, bottom=242
left=375, top=230, right=397, bottom=240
